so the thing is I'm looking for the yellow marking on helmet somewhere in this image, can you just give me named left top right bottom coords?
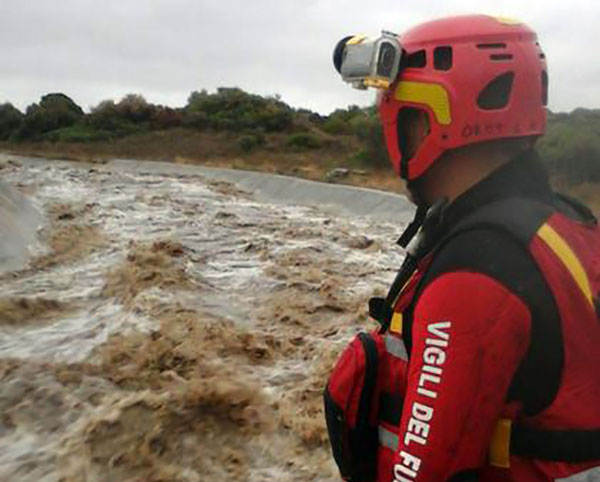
left=394, top=81, right=452, bottom=125
left=390, top=312, right=403, bottom=335
left=492, top=16, right=522, bottom=25
left=346, top=34, right=367, bottom=45
left=489, top=418, right=512, bottom=468
left=537, top=223, right=594, bottom=308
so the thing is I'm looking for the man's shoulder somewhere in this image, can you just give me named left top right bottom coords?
left=422, top=195, right=560, bottom=296
left=424, top=226, right=539, bottom=295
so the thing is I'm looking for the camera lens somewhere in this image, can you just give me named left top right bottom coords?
left=377, top=43, right=395, bottom=77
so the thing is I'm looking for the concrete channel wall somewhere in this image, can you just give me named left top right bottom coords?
left=110, top=159, right=415, bottom=222
left=0, top=177, right=42, bottom=271
left=1, top=153, right=414, bottom=222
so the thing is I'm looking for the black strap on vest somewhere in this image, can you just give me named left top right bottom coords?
left=397, top=195, right=600, bottom=463
left=433, top=199, right=564, bottom=415
left=369, top=201, right=447, bottom=332
left=369, top=193, right=600, bottom=463
left=511, top=425, right=600, bottom=462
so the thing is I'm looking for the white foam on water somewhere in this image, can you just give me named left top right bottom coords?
left=0, top=155, right=412, bottom=481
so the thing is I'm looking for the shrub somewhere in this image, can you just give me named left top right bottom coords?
left=0, top=103, right=23, bottom=140
left=538, top=110, right=600, bottom=184
left=186, top=87, right=293, bottom=132
left=286, top=133, right=322, bottom=150
left=43, top=124, right=113, bottom=142
left=238, top=134, right=264, bottom=152
left=352, top=111, right=389, bottom=168
left=150, top=107, right=183, bottom=130
left=17, top=93, right=84, bottom=139
left=115, top=94, right=155, bottom=123
left=89, top=94, right=160, bottom=133
left=88, top=98, right=152, bottom=137
left=322, top=106, right=367, bottom=135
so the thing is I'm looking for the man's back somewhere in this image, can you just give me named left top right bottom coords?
left=386, top=155, right=600, bottom=481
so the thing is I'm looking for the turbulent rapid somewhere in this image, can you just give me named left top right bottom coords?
left=0, top=155, right=411, bottom=482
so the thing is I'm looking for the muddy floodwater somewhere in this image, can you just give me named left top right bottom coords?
left=0, top=156, right=411, bottom=482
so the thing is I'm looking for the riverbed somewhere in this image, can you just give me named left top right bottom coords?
left=0, top=155, right=411, bottom=482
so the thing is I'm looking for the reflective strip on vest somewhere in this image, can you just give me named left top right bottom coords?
left=379, top=426, right=400, bottom=450
left=556, top=467, right=600, bottom=482
left=384, top=334, right=408, bottom=360
left=390, top=312, right=403, bottom=334
left=537, top=223, right=595, bottom=309
left=489, top=418, right=512, bottom=468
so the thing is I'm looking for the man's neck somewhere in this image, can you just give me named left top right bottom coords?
left=416, top=149, right=513, bottom=205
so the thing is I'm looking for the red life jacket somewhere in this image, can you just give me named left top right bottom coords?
left=325, top=195, right=600, bottom=482
left=377, top=196, right=600, bottom=481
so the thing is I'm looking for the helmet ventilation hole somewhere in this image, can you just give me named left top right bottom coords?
left=434, top=46, right=452, bottom=70
left=541, top=71, right=549, bottom=106
left=477, top=43, right=507, bottom=49
left=477, top=72, right=515, bottom=110
left=490, top=54, right=513, bottom=62
left=404, top=50, right=427, bottom=68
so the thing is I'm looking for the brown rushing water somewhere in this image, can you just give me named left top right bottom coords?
left=0, top=157, right=409, bottom=482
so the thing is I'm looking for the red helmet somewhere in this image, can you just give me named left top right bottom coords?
left=378, top=14, right=548, bottom=180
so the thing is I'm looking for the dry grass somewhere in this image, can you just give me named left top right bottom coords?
left=0, top=130, right=406, bottom=194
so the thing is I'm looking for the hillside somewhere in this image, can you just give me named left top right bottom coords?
left=0, top=88, right=598, bottom=210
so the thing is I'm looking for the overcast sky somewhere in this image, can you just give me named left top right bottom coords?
left=0, top=0, right=598, bottom=114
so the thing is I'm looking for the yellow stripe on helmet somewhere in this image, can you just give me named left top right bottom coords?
left=394, top=81, right=452, bottom=125
left=491, top=16, right=523, bottom=25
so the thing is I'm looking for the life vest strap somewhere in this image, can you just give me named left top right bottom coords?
left=511, top=424, right=600, bottom=463
left=491, top=418, right=600, bottom=465
left=379, top=392, right=403, bottom=426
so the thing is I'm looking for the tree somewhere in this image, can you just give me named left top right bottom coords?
left=88, top=100, right=120, bottom=130
left=17, top=93, right=84, bottom=139
left=538, top=109, right=600, bottom=184
left=185, top=87, right=293, bottom=132
left=115, top=94, right=155, bottom=123
left=88, top=95, right=164, bottom=134
left=0, top=103, right=23, bottom=140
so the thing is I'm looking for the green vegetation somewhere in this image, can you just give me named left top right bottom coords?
left=238, top=133, right=265, bottom=153
left=537, top=109, right=600, bottom=184
left=16, top=93, right=84, bottom=140
left=1, top=88, right=599, bottom=186
left=186, top=88, right=292, bottom=132
left=0, top=103, right=23, bottom=141
left=286, top=132, right=322, bottom=150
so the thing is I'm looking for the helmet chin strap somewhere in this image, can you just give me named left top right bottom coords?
left=397, top=203, right=428, bottom=249
left=397, top=196, right=449, bottom=255
left=396, top=178, right=430, bottom=249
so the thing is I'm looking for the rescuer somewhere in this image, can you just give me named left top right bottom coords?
left=325, top=14, right=600, bottom=482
